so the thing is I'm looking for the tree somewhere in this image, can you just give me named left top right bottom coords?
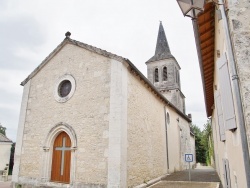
left=0, top=123, right=6, bottom=135
left=202, top=120, right=213, bottom=165
left=191, top=124, right=206, bottom=163
left=191, top=120, right=213, bottom=165
left=9, top=142, right=15, bottom=175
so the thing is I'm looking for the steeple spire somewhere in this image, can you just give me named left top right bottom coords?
left=155, top=21, right=171, bottom=56
left=147, top=22, right=173, bottom=63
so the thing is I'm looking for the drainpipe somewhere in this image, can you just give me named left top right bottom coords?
left=164, top=106, right=169, bottom=171
left=218, top=2, right=250, bottom=187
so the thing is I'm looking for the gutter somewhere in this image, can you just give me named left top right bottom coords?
left=218, top=2, right=250, bottom=187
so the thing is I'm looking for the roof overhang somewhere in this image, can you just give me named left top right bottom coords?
left=193, top=2, right=215, bottom=117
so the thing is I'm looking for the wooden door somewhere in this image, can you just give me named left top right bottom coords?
left=51, top=132, right=71, bottom=183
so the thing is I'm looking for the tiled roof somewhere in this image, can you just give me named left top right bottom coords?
left=0, top=133, right=12, bottom=142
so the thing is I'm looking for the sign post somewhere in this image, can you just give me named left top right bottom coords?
left=185, top=154, right=193, bottom=181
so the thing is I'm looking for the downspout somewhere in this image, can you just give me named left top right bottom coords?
left=164, top=106, right=169, bottom=171
left=218, top=2, right=250, bottom=187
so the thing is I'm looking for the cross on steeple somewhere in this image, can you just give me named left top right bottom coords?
left=56, top=137, right=71, bottom=176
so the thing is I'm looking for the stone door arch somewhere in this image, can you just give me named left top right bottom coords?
left=41, top=123, right=77, bottom=185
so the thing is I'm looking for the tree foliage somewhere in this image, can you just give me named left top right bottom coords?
left=0, top=123, right=6, bottom=135
left=191, top=120, right=213, bottom=165
left=9, top=142, right=15, bottom=175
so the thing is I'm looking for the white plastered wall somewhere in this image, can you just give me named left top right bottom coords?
left=212, top=11, right=247, bottom=188
left=0, top=142, right=12, bottom=171
left=107, top=59, right=128, bottom=188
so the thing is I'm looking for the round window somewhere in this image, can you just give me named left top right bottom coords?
left=54, top=74, right=76, bottom=103
left=58, top=80, right=72, bottom=97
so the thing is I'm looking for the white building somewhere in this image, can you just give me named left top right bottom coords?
left=0, top=132, right=12, bottom=174
left=191, top=1, right=250, bottom=187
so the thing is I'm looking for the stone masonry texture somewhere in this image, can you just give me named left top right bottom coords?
left=16, top=40, right=194, bottom=187
left=227, top=0, right=250, bottom=155
left=19, top=44, right=111, bottom=185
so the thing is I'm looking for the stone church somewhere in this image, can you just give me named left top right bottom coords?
left=13, top=22, right=195, bottom=188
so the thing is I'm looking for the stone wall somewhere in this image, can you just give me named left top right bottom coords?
left=165, top=108, right=181, bottom=173
left=162, top=90, right=185, bottom=114
left=16, top=43, right=111, bottom=186
left=127, top=70, right=167, bottom=187
left=227, top=0, right=250, bottom=155
left=146, top=58, right=185, bottom=113
left=126, top=69, right=192, bottom=186
left=147, top=58, right=180, bottom=90
left=147, top=58, right=180, bottom=91
left=178, top=117, right=193, bottom=169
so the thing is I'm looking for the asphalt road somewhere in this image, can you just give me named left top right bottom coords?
left=0, top=181, right=11, bottom=188
left=0, top=166, right=222, bottom=188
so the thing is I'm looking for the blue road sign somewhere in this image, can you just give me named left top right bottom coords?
left=185, top=154, right=193, bottom=162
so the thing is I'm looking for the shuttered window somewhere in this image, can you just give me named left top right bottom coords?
left=215, top=91, right=226, bottom=141
left=217, top=54, right=237, bottom=130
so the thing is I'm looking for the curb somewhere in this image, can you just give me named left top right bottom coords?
left=134, top=174, right=169, bottom=188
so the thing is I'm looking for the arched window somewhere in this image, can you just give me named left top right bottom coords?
left=163, top=67, right=168, bottom=81
left=166, top=112, right=170, bottom=124
left=154, top=68, right=159, bottom=82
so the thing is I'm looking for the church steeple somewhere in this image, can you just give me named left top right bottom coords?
left=147, top=22, right=173, bottom=63
left=146, top=22, right=186, bottom=113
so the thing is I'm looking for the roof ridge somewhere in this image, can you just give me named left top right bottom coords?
left=69, top=38, right=129, bottom=63
left=21, top=37, right=130, bottom=86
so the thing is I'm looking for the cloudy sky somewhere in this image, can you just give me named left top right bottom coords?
left=0, top=0, right=207, bottom=141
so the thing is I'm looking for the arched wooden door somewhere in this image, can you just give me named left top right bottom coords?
left=51, top=131, right=71, bottom=183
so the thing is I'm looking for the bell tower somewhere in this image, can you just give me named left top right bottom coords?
left=146, top=22, right=186, bottom=113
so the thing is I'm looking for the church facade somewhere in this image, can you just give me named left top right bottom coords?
left=13, top=23, right=195, bottom=188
